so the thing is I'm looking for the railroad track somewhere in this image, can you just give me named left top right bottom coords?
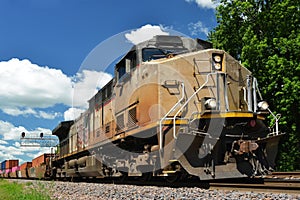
left=265, top=171, right=300, bottom=179
left=80, top=172, right=300, bottom=194
left=209, top=172, right=300, bottom=194
left=4, top=172, right=300, bottom=195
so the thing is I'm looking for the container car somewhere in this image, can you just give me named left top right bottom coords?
left=5, top=160, right=19, bottom=170
left=19, top=162, right=32, bottom=178
left=10, top=166, right=20, bottom=178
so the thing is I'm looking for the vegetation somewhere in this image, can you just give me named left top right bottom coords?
left=209, top=0, right=300, bottom=171
left=0, top=179, right=50, bottom=200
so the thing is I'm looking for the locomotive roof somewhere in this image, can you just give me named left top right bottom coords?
left=130, top=35, right=212, bottom=52
left=52, top=120, right=74, bottom=141
left=87, top=36, right=212, bottom=116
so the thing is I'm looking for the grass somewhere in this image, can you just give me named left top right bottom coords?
left=0, top=178, right=51, bottom=200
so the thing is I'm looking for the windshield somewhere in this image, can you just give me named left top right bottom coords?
left=142, top=48, right=188, bottom=62
left=142, top=48, right=166, bottom=62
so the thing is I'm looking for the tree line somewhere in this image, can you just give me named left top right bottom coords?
left=209, top=0, right=300, bottom=171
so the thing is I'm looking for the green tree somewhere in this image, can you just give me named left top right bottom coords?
left=209, top=0, right=300, bottom=171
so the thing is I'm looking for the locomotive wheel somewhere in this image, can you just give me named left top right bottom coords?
left=119, top=172, right=128, bottom=182
left=140, top=172, right=151, bottom=182
left=164, top=173, right=181, bottom=183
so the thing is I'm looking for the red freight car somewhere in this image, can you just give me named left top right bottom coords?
left=31, top=154, right=54, bottom=179
left=32, top=154, right=53, bottom=168
left=5, top=160, right=19, bottom=170
left=10, top=166, right=20, bottom=178
left=20, top=162, right=32, bottom=178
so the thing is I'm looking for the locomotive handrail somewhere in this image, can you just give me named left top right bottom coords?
left=159, top=82, right=185, bottom=150
left=253, top=77, right=258, bottom=113
left=246, top=75, right=253, bottom=112
left=172, top=72, right=220, bottom=140
left=268, top=109, right=281, bottom=135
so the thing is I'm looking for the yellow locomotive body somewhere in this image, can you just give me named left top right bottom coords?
left=52, top=36, right=282, bottom=180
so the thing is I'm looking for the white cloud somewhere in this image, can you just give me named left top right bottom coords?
left=72, top=70, right=112, bottom=108
left=2, top=107, right=36, bottom=116
left=25, top=148, right=54, bottom=160
left=0, top=145, right=25, bottom=156
left=0, top=58, right=112, bottom=118
left=0, top=140, right=8, bottom=144
left=125, top=24, right=169, bottom=45
left=0, top=58, right=72, bottom=109
left=0, top=120, right=57, bottom=162
left=64, top=107, right=86, bottom=121
left=1, top=107, right=61, bottom=119
left=0, top=142, right=52, bottom=162
left=185, top=0, right=219, bottom=9
left=37, top=111, right=61, bottom=119
left=0, top=120, right=52, bottom=141
left=188, top=21, right=209, bottom=36
left=14, top=141, right=21, bottom=147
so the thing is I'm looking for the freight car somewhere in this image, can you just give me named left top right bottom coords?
left=19, top=162, right=32, bottom=178
left=0, top=155, right=53, bottom=179
left=0, top=160, right=19, bottom=178
left=28, top=154, right=53, bottom=179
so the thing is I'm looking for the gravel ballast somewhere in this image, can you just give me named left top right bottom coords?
left=9, top=179, right=300, bottom=200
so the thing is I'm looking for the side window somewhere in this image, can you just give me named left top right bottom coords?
left=116, top=114, right=125, bottom=131
left=116, top=50, right=137, bottom=80
left=117, top=65, right=126, bottom=80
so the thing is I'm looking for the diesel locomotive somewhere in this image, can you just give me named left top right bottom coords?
left=49, top=35, right=282, bottom=181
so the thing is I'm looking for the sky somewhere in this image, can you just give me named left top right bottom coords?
left=0, top=0, right=218, bottom=164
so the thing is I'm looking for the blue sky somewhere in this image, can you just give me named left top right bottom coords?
left=0, top=0, right=218, bottom=164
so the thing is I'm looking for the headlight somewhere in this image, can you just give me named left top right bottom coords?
left=213, top=55, right=222, bottom=62
left=214, top=63, right=221, bottom=70
left=212, top=53, right=223, bottom=71
left=258, top=101, right=269, bottom=110
left=205, top=98, right=217, bottom=109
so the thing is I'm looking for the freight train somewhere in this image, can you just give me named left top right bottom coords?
left=0, top=155, right=53, bottom=179
left=0, top=35, right=283, bottom=182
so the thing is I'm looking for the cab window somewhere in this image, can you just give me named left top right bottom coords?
left=142, top=48, right=166, bottom=62
left=116, top=50, right=136, bottom=80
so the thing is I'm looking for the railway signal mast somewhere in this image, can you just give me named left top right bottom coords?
left=20, top=132, right=59, bottom=147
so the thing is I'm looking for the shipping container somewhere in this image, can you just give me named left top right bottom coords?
left=20, top=168, right=28, bottom=178
left=5, top=169, right=11, bottom=177
left=20, top=162, right=32, bottom=170
left=11, top=166, right=20, bottom=173
left=35, top=165, right=47, bottom=179
left=5, top=160, right=19, bottom=169
left=32, top=154, right=53, bottom=168
left=10, top=166, right=19, bottom=178
left=1, top=160, right=6, bottom=170
left=17, top=170, right=22, bottom=178
left=28, top=167, right=35, bottom=178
